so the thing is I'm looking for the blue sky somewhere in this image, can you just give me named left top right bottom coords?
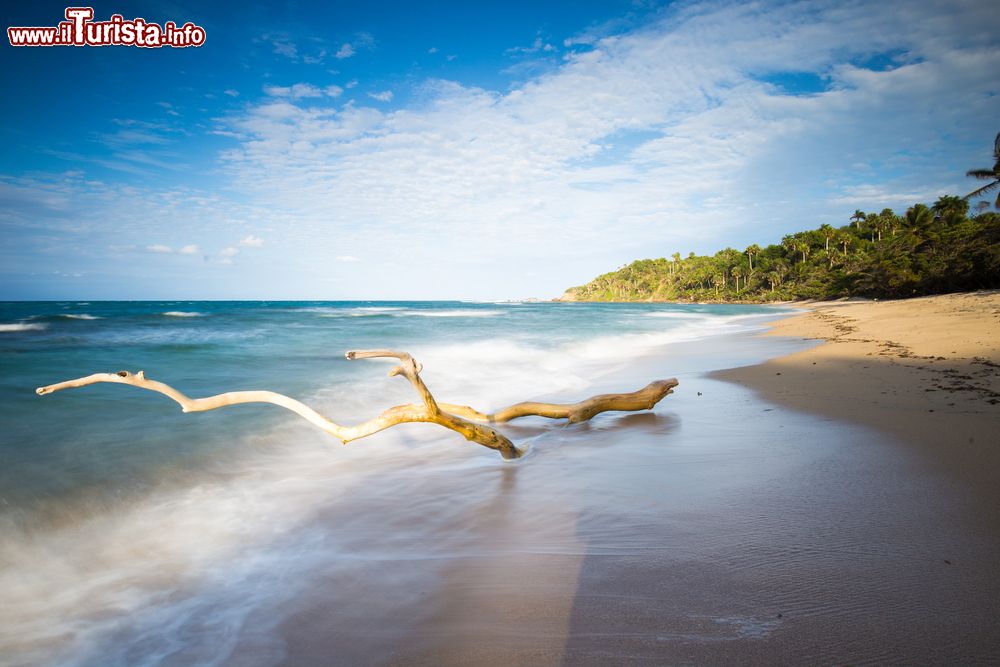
left=1, top=0, right=998, bottom=300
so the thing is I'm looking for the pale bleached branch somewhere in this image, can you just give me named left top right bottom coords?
left=36, top=350, right=678, bottom=460
left=439, top=379, right=679, bottom=424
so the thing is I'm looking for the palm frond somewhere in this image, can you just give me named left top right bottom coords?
left=966, top=168, right=997, bottom=179
left=963, top=179, right=1000, bottom=200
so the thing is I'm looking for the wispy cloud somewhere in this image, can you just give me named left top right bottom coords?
left=265, top=84, right=319, bottom=98
left=218, top=246, right=240, bottom=265
left=335, top=31, right=375, bottom=60
left=505, top=33, right=556, bottom=55
left=208, top=0, right=998, bottom=297
left=269, top=37, right=297, bottom=60
left=5, top=0, right=998, bottom=300
left=141, top=243, right=200, bottom=255
left=264, top=83, right=345, bottom=99
left=239, top=235, right=264, bottom=247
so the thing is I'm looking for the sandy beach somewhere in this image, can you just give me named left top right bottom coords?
left=277, top=294, right=1000, bottom=665
left=716, top=291, right=1000, bottom=498
left=4, top=298, right=1000, bottom=665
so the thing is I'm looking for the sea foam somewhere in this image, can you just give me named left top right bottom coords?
left=0, top=323, right=47, bottom=332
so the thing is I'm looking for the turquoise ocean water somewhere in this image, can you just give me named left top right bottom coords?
left=0, top=300, right=790, bottom=509
left=0, top=300, right=802, bottom=665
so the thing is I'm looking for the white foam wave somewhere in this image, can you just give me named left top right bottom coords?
left=162, top=311, right=203, bottom=317
left=0, top=432, right=387, bottom=667
left=406, top=309, right=504, bottom=318
left=63, top=314, right=102, bottom=320
left=317, top=307, right=404, bottom=318
left=644, top=311, right=708, bottom=319
left=0, top=323, right=47, bottom=332
left=393, top=310, right=780, bottom=416
left=290, top=306, right=503, bottom=318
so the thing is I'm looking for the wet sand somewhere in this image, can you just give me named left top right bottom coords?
left=7, top=299, right=1000, bottom=665
left=716, top=291, right=1000, bottom=516
left=269, top=302, right=1000, bottom=666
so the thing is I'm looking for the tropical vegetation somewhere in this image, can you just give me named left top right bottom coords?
left=563, top=135, right=1000, bottom=302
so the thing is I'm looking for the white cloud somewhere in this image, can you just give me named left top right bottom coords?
left=270, top=38, right=297, bottom=60
left=217, top=246, right=240, bottom=265
left=209, top=0, right=998, bottom=298
left=506, top=34, right=556, bottom=55
left=265, top=83, right=345, bottom=99
left=367, top=90, right=393, bottom=102
left=335, top=255, right=360, bottom=262
left=239, top=235, right=264, bottom=247
left=264, top=83, right=321, bottom=98
left=224, top=89, right=240, bottom=97
left=335, top=43, right=354, bottom=59
left=7, top=0, right=999, bottom=300
left=136, top=243, right=202, bottom=255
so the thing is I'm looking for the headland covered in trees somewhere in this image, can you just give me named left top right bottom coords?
left=563, top=135, right=1000, bottom=303
left=563, top=200, right=999, bottom=302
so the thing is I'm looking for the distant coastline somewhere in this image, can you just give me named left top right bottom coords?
left=563, top=198, right=999, bottom=303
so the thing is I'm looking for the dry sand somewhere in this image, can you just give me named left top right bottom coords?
left=716, top=290, right=1000, bottom=519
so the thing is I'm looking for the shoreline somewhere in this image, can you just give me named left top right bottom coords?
left=6, top=297, right=1000, bottom=663
left=714, top=290, right=1000, bottom=502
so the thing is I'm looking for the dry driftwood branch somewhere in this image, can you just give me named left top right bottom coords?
left=36, top=349, right=678, bottom=460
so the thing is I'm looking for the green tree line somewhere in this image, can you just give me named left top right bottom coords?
left=564, top=200, right=1000, bottom=302
left=565, top=135, right=1000, bottom=302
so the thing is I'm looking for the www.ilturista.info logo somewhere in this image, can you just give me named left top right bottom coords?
left=8, top=7, right=206, bottom=48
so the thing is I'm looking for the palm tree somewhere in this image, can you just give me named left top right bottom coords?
left=794, top=242, right=810, bottom=264
left=905, top=203, right=934, bottom=230
left=838, top=232, right=852, bottom=255
left=964, top=132, right=1000, bottom=209
left=818, top=224, right=835, bottom=251
left=865, top=212, right=878, bottom=241
left=931, top=195, right=968, bottom=224
left=781, top=235, right=797, bottom=260
left=745, top=244, right=761, bottom=272
left=879, top=208, right=900, bottom=237
left=850, top=209, right=866, bottom=228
